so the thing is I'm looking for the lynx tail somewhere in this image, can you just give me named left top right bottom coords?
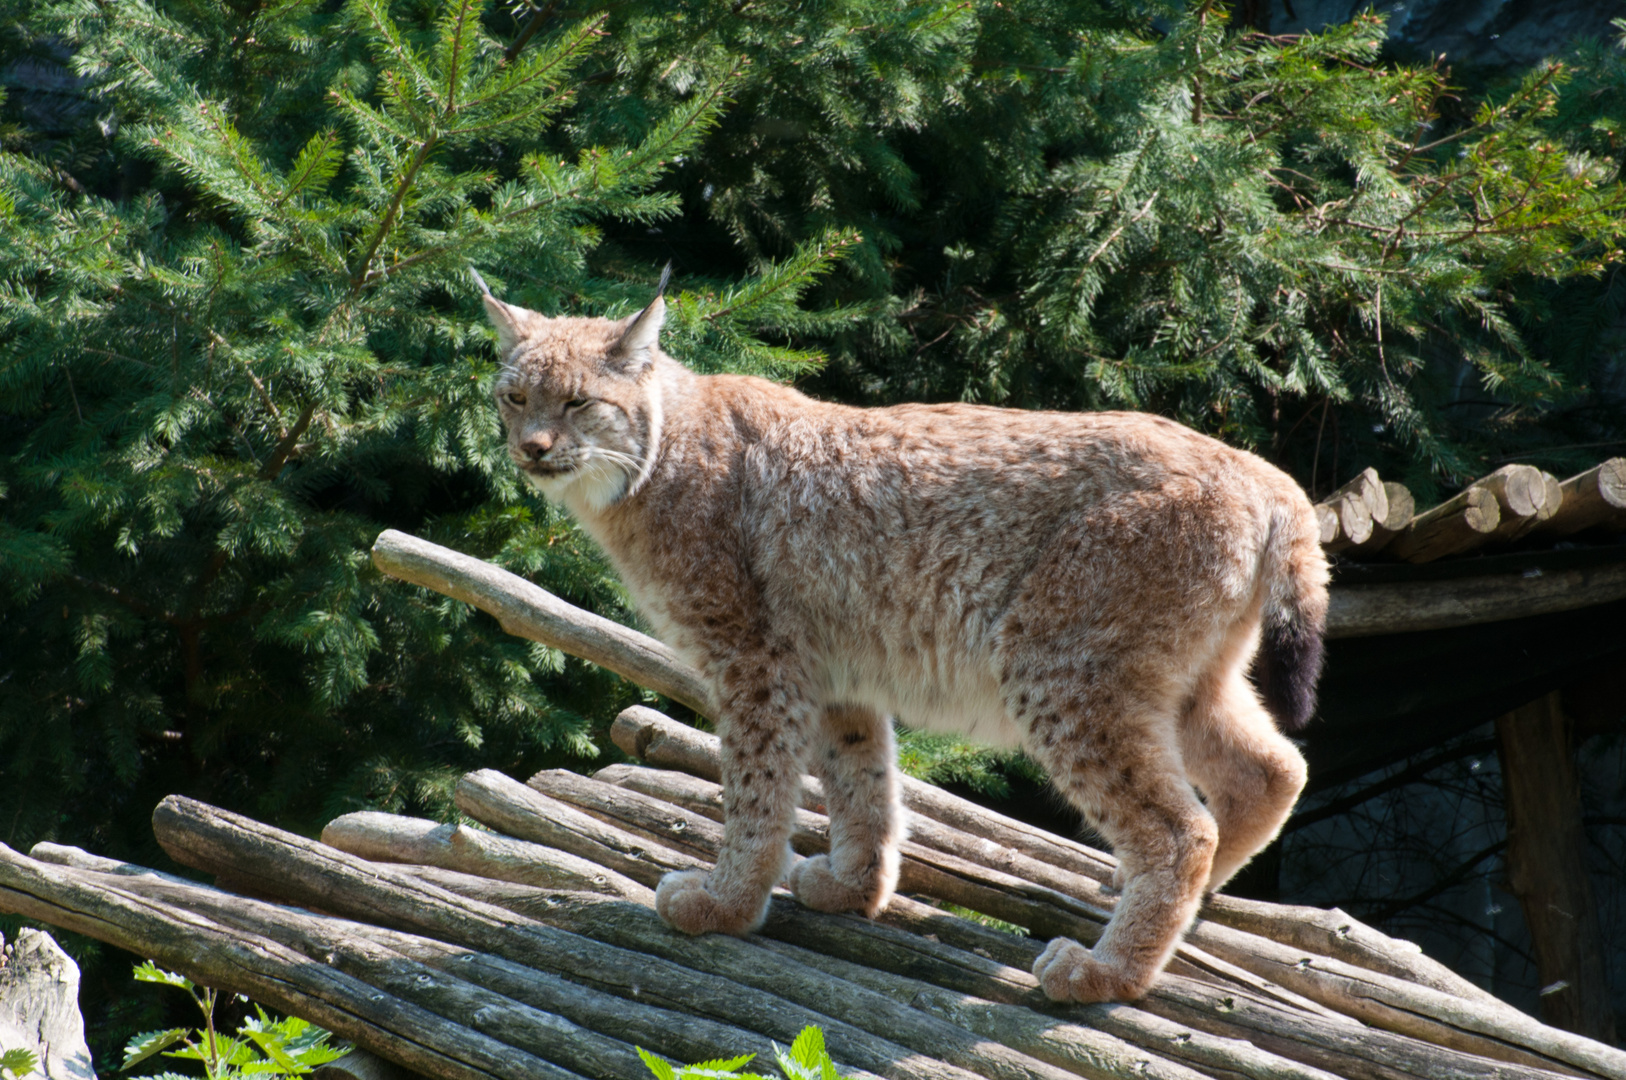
left=1251, top=507, right=1329, bottom=733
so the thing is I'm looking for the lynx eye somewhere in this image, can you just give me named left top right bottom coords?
left=564, top=397, right=590, bottom=411
left=502, top=391, right=527, bottom=407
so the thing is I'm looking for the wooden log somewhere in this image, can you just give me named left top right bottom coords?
left=1324, top=562, right=1626, bottom=638
left=1495, top=693, right=1618, bottom=1044
left=454, top=770, right=706, bottom=888
left=1472, top=465, right=1552, bottom=541
left=1530, top=459, right=1626, bottom=539
left=146, top=796, right=1060, bottom=1080
left=1198, top=894, right=1503, bottom=1010
left=1319, top=469, right=1386, bottom=551
left=752, top=919, right=1561, bottom=1080
left=319, top=1049, right=419, bottom=1080
left=0, top=845, right=585, bottom=1080
left=1345, top=481, right=1417, bottom=556
left=369, top=530, right=712, bottom=716
left=522, top=766, right=1326, bottom=1021
left=1507, top=471, right=1564, bottom=540
left=26, top=846, right=869, bottom=1080
left=572, top=749, right=1626, bottom=1079
left=405, top=861, right=1585, bottom=1080
left=557, top=771, right=1622, bottom=1079
left=1315, top=504, right=1340, bottom=546
left=605, top=708, right=1486, bottom=1005
left=319, top=813, right=647, bottom=900
left=1383, top=487, right=1500, bottom=563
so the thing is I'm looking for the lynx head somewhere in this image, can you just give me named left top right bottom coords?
left=476, top=269, right=668, bottom=513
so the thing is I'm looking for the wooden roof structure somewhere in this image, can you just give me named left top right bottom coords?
left=2, top=458, right=1623, bottom=1080
left=1305, top=458, right=1626, bottom=787
left=3, top=703, right=1625, bottom=1080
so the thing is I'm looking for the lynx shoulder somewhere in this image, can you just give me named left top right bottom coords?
left=478, top=274, right=1328, bottom=1003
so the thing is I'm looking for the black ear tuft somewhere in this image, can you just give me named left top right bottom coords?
left=656, top=261, right=672, bottom=298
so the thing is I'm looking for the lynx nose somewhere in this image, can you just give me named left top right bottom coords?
left=519, top=431, right=555, bottom=460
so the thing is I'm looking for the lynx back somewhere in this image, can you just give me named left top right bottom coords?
left=479, top=274, right=1328, bottom=1003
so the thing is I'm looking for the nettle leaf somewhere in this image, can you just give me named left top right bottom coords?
left=1, top=1049, right=39, bottom=1079
left=776, top=1027, right=844, bottom=1080
left=131, top=963, right=194, bottom=991
left=120, top=1029, right=188, bottom=1072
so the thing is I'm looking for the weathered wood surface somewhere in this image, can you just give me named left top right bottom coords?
left=540, top=756, right=1610, bottom=1079
left=370, top=529, right=712, bottom=716
left=321, top=813, right=646, bottom=899
left=148, top=797, right=1094, bottom=1080
left=599, top=707, right=1626, bottom=1080
left=0, top=844, right=587, bottom=1080
left=1320, top=468, right=1386, bottom=551
left=1345, top=481, right=1415, bottom=556
left=1325, top=561, right=1626, bottom=638
left=607, top=707, right=1499, bottom=1009
left=318, top=1048, right=419, bottom=1080
left=24, top=844, right=872, bottom=1080
left=0, top=929, right=95, bottom=1080
left=1383, top=486, right=1501, bottom=563
left=1472, top=465, right=1552, bottom=542
left=1531, top=459, right=1626, bottom=539
left=7, top=771, right=1624, bottom=1080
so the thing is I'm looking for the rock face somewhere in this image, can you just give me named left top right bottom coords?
left=1263, top=0, right=1624, bottom=70
left=0, top=931, right=95, bottom=1080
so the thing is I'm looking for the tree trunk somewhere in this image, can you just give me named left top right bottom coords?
left=1494, top=692, right=1618, bottom=1044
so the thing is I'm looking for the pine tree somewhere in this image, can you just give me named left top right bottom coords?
left=578, top=2, right=1626, bottom=496
left=0, top=0, right=855, bottom=859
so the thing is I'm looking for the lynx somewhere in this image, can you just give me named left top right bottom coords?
left=476, top=270, right=1328, bottom=1003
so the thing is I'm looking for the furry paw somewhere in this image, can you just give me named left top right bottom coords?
left=1099, top=864, right=1126, bottom=897
left=1032, top=937, right=1149, bottom=1003
left=654, top=870, right=765, bottom=936
left=787, top=854, right=893, bottom=917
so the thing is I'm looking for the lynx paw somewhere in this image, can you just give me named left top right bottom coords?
left=788, top=854, right=893, bottom=917
left=654, top=870, right=765, bottom=936
left=1032, top=937, right=1149, bottom=1003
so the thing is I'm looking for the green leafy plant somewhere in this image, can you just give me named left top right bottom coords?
left=637, top=1026, right=851, bottom=1080
left=1, top=1048, right=38, bottom=1080
left=119, top=963, right=347, bottom=1080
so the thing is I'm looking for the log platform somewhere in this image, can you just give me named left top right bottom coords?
left=5, top=715, right=1625, bottom=1080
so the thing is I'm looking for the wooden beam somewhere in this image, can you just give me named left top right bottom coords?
left=1531, top=459, right=1626, bottom=539
left=369, top=529, right=712, bottom=716
left=1325, top=562, right=1626, bottom=639
left=1494, top=693, right=1618, bottom=1044
left=1384, top=487, right=1500, bottom=563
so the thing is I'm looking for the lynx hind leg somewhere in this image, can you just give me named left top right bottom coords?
left=656, top=664, right=815, bottom=937
left=788, top=704, right=904, bottom=917
left=1015, top=668, right=1217, bottom=1003
left=1181, top=658, right=1308, bottom=894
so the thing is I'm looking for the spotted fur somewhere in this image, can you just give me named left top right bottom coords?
left=481, top=280, right=1329, bottom=1003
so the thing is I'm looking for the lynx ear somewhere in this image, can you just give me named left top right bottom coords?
left=470, top=267, right=537, bottom=358
left=609, top=264, right=671, bottom=374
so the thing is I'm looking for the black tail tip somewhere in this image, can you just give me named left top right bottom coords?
left=1252, top=621, right=1325, bottom=733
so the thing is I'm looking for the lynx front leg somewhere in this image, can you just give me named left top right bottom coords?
left=788, top=704, right=904, bottom=917
left=655, top=658, right=816, bottom=937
